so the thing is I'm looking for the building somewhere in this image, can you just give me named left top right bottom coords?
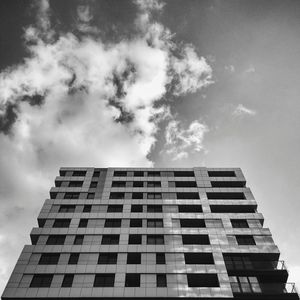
left=1, top=167, right=299, bottom=300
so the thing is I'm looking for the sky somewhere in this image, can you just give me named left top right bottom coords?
left=0, top=0, right=300, bottom=293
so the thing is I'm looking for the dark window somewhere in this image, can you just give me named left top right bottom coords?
left=130, top=219, right=142, bottom=227
left=105, top=219, right=121, bottom=228
left=94, top=274, right=115, bottom=287
left=69, top=181, right=83, bottom=187
left=101, top=235, right=119, bottom=245
left=207, top=192, right=245, bottom=200
left=147, top=219, right=163, bottom=228
left=210, top=205, right=256, bottom=213
left=87, top=193, right=95, bottom=199
left=68, top=253, right=79, bottom=264
left=177, top=192, right=199, bottom=199
left=231, top=219, right=249, bottom=228
left=147, top=193, right=162, bottom=199
left=182, top=235, right=210, bottom=245
left=112, top=181, right=126, bottom=188
left=147, top=171, right=160, bottom=177
left=175, top=181, right=197, bottom=187
left=187, top=274, right=219, bottom=287
left=30, top=274, right=53, bottom=287
left=62, top=274, right=74, bottom=287
left=98, top=253, right=118, bottom=264
left=132, top=192, right=143, bottom=199
left=55, top=181, right=62, bottom=187
left=128, top=234, right=142, bottom=244
left=208, top=170, right=235, bottom=177
left=53, top=219, right=71, bottom=228
left=74, top=235, right=84, bottom=245
left=156, top=253, right=166, bottom=264
left=174, top=171, right=194, bottom=177
left=46, top=235, right=66, bottom=245
left=125, top=274, right=140, bottom=287
left=59, top=205, right=75, bottom=213
left=147, top=235, right=164, bottom=245
left=83, top=205, right=92, bottom=212
left=147, top=181, right=161, bottom=187
left=114, top=171, right=127, bottom=177
left=178, top=205, right=202, bottom=213
left=64, top=192, right=79, bottom=199
left=157, top=274, right=167, bottom=287
left=133, top=181, right=144, bottom=187
left=127, top=253, right=141, bottom=264
left=107, top=205, right=123, bottom=213
left=109, top=192, right=124, bottom=199
left=230, top=276, right=261, bottom=293
left=93, top=171, right=101, bottom=177
left=147, top=205, right=162, bottom=213
left=134, top=171, right=144, bottom=177
left=79, top=219, right=88, bottom=228
left=90, top=181, right=97, bottom=188
left=131, top=205, right=143, bottom=212
left=180, top=219, right=205, bottom=228
left=236, top=235, right=256, bottom=245
left=211, top=181, right=245, bottom=188
left=39, top=253, right=60, bottom=265
left=223, top=255, right=255, bottom=271
left=184, top=253, right=214, bottom=264
left=72, top=171, right=86, bottom=176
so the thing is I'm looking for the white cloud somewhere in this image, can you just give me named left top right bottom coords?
left=0, top=0, right=212, bottom=293
left=163, top=119, right=208, bottom=160
left=245, top=65, right=256, bottom=73
left=225, top=64, right=235, bottom=73
left=233, top=104, right=257, bottom=117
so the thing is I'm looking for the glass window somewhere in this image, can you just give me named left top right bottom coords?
left=94, top=274, right=115, bottom=287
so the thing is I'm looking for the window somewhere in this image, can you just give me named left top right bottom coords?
left=59, top=205, right=75, bottom=213
left=223, top=255, right=254, bottom=271
left=68, top=253, right=79, bottom=264
left=178, top=205, right=202, bottom=213
left=112, top=181, right=126, bottom=187
left=187, top=274, right=219, bottom=287
left=83, top=205, right=92, bottom=212
left=132, top=192, right=143, bottom=199
left=134, top=171, right=144, bottom=177
left=174, top=171, right=194, bottom=177
left=109, top=192, right=124, bottom=199
left=94, top=274, right=115, bottom=287
left=127, top=253, right=141, bottom=264
left=182, top=235, right=210, bottom=245
left=133, top=181, right=144, bottom=187
left=207, top=192, right=245, bottom=200
left=79, top=219, right=88, bottom=228
left=107, top=205, right=123, bottom=213
left=128, top=234, right=142, bottom=244
left=210, top=205, right=256, bottom=213
left=177, top=192, right=199, bottom=199
left=147, top=171, right=160, bottom=177
left=93, top=170, right=101, bottom=177
left=208, top=170, right=235, bottom=177
left=157, top=274, right=167, bottom=287
left=105, top=219, right=121, bottom=228
left=131, top=205, right=143, bottom=212
left=39, top=253, right=60, bottom=265
left=156, top=253, right=166, bottom=264
left=114, top=171, right=127, bottom=177
left=62, top=274, right=74, bottom=287
left=180, top=219, right=205, bottom=228
left=147, top=205, right=162, bottom=213
left=211, top=181, right=245, bottom=188
left=72, top=171, right=86, bottom=176
left=69, top=181, right=83, bottom=187
left=74, top=235, right=84, bottom=245
left=147, top=193, right=162, bottom=199
left=230, top=276, right=261, bottom=293
left=87, top=193, right=95, bottom=199
left=205, top=219, right=223, bottom=228
left=184, top=253, right=214, bottom=264
left=130, top=219, right=142, bottom=227
left=161, top=171, right=174, bottom=177
left=147, top=219, right=163, bottom=228
left=147, top=181, right=161, bottom=187
left=125, top=274, right=140, bottom=287
left=101, top=235, right=119, bottom=245
left=53, top=219, right=71, bottom=228
left=147, top=235, right=164, bottom=245
left=98, top=253, right=118, bottom=264
left=90, top=181, right=97, bottom=188
left=46, top=235, right=66, bottom=245
left=236, top=235, right=256, bottom=245
left=64, top=192, right=79, bottom=199
left=30, top=274, right=53, bottom=287
left=175, top=181, right=197, bottom=187
left=231, top=219, right=249, bottom=228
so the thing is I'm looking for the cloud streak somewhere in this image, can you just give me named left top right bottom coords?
left=233, top=104, right=257, bottom=117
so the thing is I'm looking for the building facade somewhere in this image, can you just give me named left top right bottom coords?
left=2, top=167, right=299, bottom=300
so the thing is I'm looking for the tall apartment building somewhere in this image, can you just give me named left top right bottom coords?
left=2, top=167, right=299, bottom=300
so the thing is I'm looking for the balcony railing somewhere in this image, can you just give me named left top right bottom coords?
left=226, top=260, right=287, bottom=271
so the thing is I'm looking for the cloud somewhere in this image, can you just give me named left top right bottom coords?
left=76, top=3, right=100, bottom=34
left=163, top=119, right=208, bottom=160
left=225, top=64, right=235, bottom=73
left=233, top=104, right=257, bottom=117
left=0, top=0, right=212, bottom=293
left=245, top=65, right=256, bottom=73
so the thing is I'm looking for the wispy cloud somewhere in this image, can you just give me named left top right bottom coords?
left=233, top=104, right=257, bottom=117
